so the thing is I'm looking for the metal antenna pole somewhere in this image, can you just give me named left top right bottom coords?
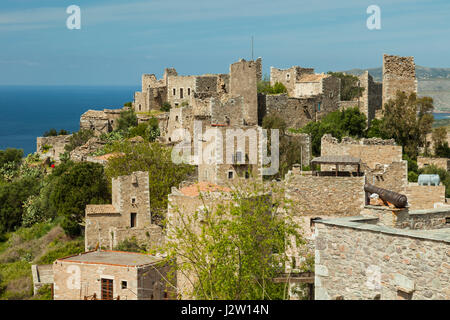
left=251, top=36, right=254, bottom=61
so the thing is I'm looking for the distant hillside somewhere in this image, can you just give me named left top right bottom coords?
left=342, top=66, right=450, bottom=112
left=343, top=66, right=450, bottom=82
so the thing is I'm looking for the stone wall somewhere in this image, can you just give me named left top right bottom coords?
left=230, top=59, right=259, bottom=126
left=321, top=134, right=402, bottom=169
left=364, top=161, right=408, bottom=194
left=406, top=184, right=446, bottom=210
left=382, top=54, right=417, bottom=108
left=417, top=156, right=450, bottom=171
left=315, top=218, right=450, bottom=300
left=284, top=171, right=366, bottom=217
left=353, top=71, right=383, bottom=126
left=167, top=75, right=196, bottom=107
left=270, top=66, right=314, bottom=96
left=53, top=255, right=171, bottom=300
left=80, top=109, right=122, bottom=136
left=36, top=134, right=72, bottom=162
left=261, top=93, right=320, bottom=128
left=85, top=171, right=154, bottom=251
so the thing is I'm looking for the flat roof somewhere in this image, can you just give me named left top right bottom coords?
left=316, top=216, right=450, bottom=244
left=58, top=251, right=163, bottom=267
left=311, top=155, right=361, bottom=165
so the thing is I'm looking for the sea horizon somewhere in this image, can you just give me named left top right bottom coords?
left=0, top=85, right=138, bottom=155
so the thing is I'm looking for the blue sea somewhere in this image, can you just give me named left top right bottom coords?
left=0, top=86, right=138, bottom=155
left=1, top=86, right=449, bottom=156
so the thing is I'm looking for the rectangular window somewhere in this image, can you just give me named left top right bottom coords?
left=173, top=88, right=176, bottom=96
left=446, top=217, right=450, bottom=224
left=101, top=279, right=114, bottom=300
left=180, top=88, right=184, bottom=99
left=318, top=102, right=321, bottom=111
left=130, top=213, right=137, bottom=228
left=228, top=171, right=233, bottom=179
left=245, top=171, right=250, bottom=179
left=131, top=197, right=136, bottom=205
left=188, top=88, right=191, bottom=96
left=121, top=281, right=127, bottom=289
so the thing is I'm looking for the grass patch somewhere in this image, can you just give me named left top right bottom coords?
left=36, top=238, right=84, bottom=264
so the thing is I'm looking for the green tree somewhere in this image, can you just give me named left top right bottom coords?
left=0, top=148, right=23, bottom=168
left=49, top=161, right=110, bottom=236
left=117, top=109, right=138, bottom=131
left=124, top=101, right=132, bottom=108
left=327, top=72, right=364, bottom=101
left=382, top=91, right=434, bottom=159
left=0, top=176, right=42, bottom=234
left=104, top=141, right=194, bottom=221
left=43, top=128, right=58, bottom=137
left=299, top=107, right=367, bottom=155
left=64, top=129, right=95, bottom=153
left=257, top=75, right=288, bottom=95
left=161, top=102, right=171, bottom=112
left=128, top=117, right=160, bottom=142
left=432, top=127, right=449, bottom=157
left=164, top=182, right=306, bottom=300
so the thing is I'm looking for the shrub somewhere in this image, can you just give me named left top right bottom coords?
left=160, top=102, right=171, bottom=112
left=65, top=129, right=94, bottom=153
left=36, top=239, right=84, bottom=264
left=117, top=109, right=138, bottom=131
left=114, top=237, right=146, bottom=253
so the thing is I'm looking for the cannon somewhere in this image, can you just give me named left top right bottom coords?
left=364, top=183, right=408, bottom=208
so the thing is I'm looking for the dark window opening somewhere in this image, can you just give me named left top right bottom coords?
left=397, top=290, right=413, bottom=300
left=173, top=88, right=176, bottom=96
left=180, top=88, right=183, bottom=99
left=131, top=197, right=136, bottom=205
left=121, top=281, right=127, bottom=289
left=131, top=213, right=137, bottom=228
left=139, top=105, right=141, bottom=111
left=446, top=217, right=450, bottom=224
left=228, top=171, right=233, bottom=179
left=245, top=171, right=250, bottom=179
left=188, top=88, right=191, bottom=95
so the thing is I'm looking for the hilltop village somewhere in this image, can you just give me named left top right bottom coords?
left=27, top=54, right=450, bottom=300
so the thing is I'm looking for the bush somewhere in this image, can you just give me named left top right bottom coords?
left=114, top=237, right=146, bottom=253
left=408, top=171, right=418, bottom=182
left=124, top=101, right=132, bottom=108
left=43, top=128, right=57, bottom=137
left=65, top=129, right=94, bottom=153
left=160, top=102, right=171, bottom=112
left=0, top=148, right=23, bottom=168
left=117, top=109, right=138, bottom=131
left=36, top=239, right=84, bottom=264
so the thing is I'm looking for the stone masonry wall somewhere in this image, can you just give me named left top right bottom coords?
left=315, top=222, right=450, bottom=300
left=36, top=134, right=72, bottom=162
left=270, top=66, right=314, bottom=97
left=417, top=156, right=450, bottom=171
left=382, top=54, right=417, bottom=108
left=405, top=184, right=446, bottom=210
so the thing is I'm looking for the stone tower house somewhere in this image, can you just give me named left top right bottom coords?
left=85, top=171, right=161, bottom=251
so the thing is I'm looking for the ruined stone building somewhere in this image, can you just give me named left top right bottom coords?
left=261, top=66, right=341, bottom=128
left=79, top=108, right=123, bottom=136
left=84, top=171, right=162, bottom=251
left=417, top=156, right=450, bottom=172
left=53, top=250, right=174, bottom=300
left=314, top=205, right=450, bottom=300
left=36, top=134, right=72, bottom=162
left=382, top=54, right=418, bottom=109
left=320, top=134, right=447, bottom=210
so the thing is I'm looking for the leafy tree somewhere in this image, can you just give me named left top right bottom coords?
left=366, top=118, right=389, bottom=139
left=128, top=117, right=160, bottom=142
left=124, top=101, right=132, bottom=108
left=58, top=129, right=69, bottom=135
left=104, top=141, right=194, bottom=221
left=43, top=128, right=58, bottom=137
left=0, top=148, right=23, bottom=168
left=0, top=176, right=42, bottom=234
left=299, top=107, right=367, bottom=155
left=161, top=102, right=171, bottom=112
left=432, top=127, right=449, bottom=157
left=164, top=181, right=306, bottom=299
left=117, top=109, right=138, bottom=131
left=382, top=91, right=434, bottom=159
left=435, top=142, right=450, bottom=158
left=49, top=161, right=110, bottom=236
left=257, top=75, right=288, bottom=95
left=64, top=129, right=95, bottom=153
left=327, top=72, right=364, bottom=101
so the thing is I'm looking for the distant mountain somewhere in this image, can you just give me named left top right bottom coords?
left=342, top=66, right=450, bottom=112
left=342, top=66, right=450, bottom=82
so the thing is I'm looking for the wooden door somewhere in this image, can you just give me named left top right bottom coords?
left=101, top=278, right=113, bottom=300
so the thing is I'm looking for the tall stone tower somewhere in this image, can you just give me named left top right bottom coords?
left=382, top=54, right=417, bottom=109
left=229, top=58, right=260, bottom=126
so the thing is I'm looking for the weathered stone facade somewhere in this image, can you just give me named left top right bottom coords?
left=80, top=109, right=122, bottom=136
left=314, top=210, right=450, bottom=300
left=417, top=156, right=450, bottom=171
left=405, top=184, right=447, bottom=210
left=36, top=134, right=72, bottom=162
left=85, top=171, right=162, bottom=251
left=53, top=251, right=173, bottom=300
left=382, top=54, right=417, bottom=108
left=270, top=66, right=314, bottom=96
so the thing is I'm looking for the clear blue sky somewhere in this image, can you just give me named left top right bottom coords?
left=1, top=0, right=449, bottom=85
